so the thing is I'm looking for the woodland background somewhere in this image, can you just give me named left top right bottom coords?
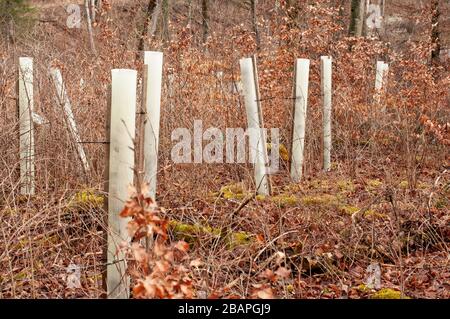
left=0, top=0, right=449, bottom=299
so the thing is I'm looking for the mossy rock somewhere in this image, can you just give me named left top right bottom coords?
left=370, top=288, right=410, bottom=299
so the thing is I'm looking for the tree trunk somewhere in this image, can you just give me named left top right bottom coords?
left=187, top=0, right=192, bottom=27
left=162, top=0, right=170, bottom=43
left=430, top=0, right=441, bottom=64
left=202, top=0, right=209, bottom=43
left=349, top=0, right=366, bottom=37
left=137, top=0, right=160, bottom=55
left=250, top=0, right=260, bottom=50
left=84, top=0, right=97, bottom=55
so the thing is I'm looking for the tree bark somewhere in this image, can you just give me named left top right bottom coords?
left=250, top=0, right=260, bottom=50
left=202, top=0, right=209, bottom=43
left=430, top=0, right=441, bottom=64
left=162, top=0, right=170, bottom=43
left=84, top=0, right=97, bottom=55
left=349, top=0, right=365, bottom=37
left=137, top=0, right=161, bottom=56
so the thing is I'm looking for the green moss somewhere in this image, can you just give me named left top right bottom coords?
left=337, top=180, right=355, bottom=193
left=13, top=270, right=27, bottom=281
left=283, top=183, right=303, bottom=193
left=168, top=220, right=214, bottom=242
left=370, top=288, right=410, bottom=299
left=367, top=179, right=383, bottom=189
left=226, top=231, right=253, bottom=249
left=270, top=194, right=299, bottom=207
left=220, top=183, right=250, bottom=200
left=340, top=205, right=360, bottom=215
left=267, top=143, right=290, bottom=161
left=301, top=194, right=339, bottom=207
left=435, top=197, right=448, bottom=209
left=70, top=189, right=104, bottom=209
left=417, top=182, right=430, bottom=190
left=168, top=220, right=252, bottom=248
left=399, top=181, right=409, bottom=189
left=1, top=208, right=17, bottom=216
left=363, top=210, right=386, bottom=219
left=255, top=195, right=266, bottom=201
left=357, top=284, right=371, bottom=293
left=309, top=179, right=330, bottom=191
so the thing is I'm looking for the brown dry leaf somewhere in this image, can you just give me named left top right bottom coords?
left=259, top=269, right=277, bottom=282
left=190, top=258, right=203, bottom=268
left=180, top=284, right=193, bottom=298
left=126, top=220, right=140, bottom=237
left=256, top=287, right=274, bottom=299
left=120, top=206, right=133, bottom=218
left=274, top=251, right=286, bottom=264
left=275, top=266, right=291, bottom=279
left=132, top=243, right=147, bottom=263
left=174, top=241, right=189, bottom=252
left=132, top=282, right=146, bottom=298
left=155, top=260, right=170, bottom=273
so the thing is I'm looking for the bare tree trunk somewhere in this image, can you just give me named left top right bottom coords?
left=91, top=0, right=96, bottom=23
left=187, top=0, right=192, bottom=27
left=349, top=0, right=366, bottom=37
left=149, top=0, right=162, bottom=38
left=250, top=0, right=260, bottom=50
left=84, top=0, right=97, bottom=55
left=162, top=0, right=170, bottom=43
left=430, top=0, right=441, bottom=64
left=202, top=0, right=209, bottom=43
left=137, top=0, right=160, bottom=55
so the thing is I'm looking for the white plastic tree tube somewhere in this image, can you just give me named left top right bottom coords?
left=239, top=57, right=270, bottom=196
left=18, top=57, right=35, bottom=195
left=50, top=68, right=90, bottom=175
left=107, top=69, right=137, bottom=299
left=143, top=51, right=163, bottom=200
left=320, top=56, right=332, bottom=172
left=290, top=58, right=310, bottom=182
left=374, top=60, right=389, bottom=105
